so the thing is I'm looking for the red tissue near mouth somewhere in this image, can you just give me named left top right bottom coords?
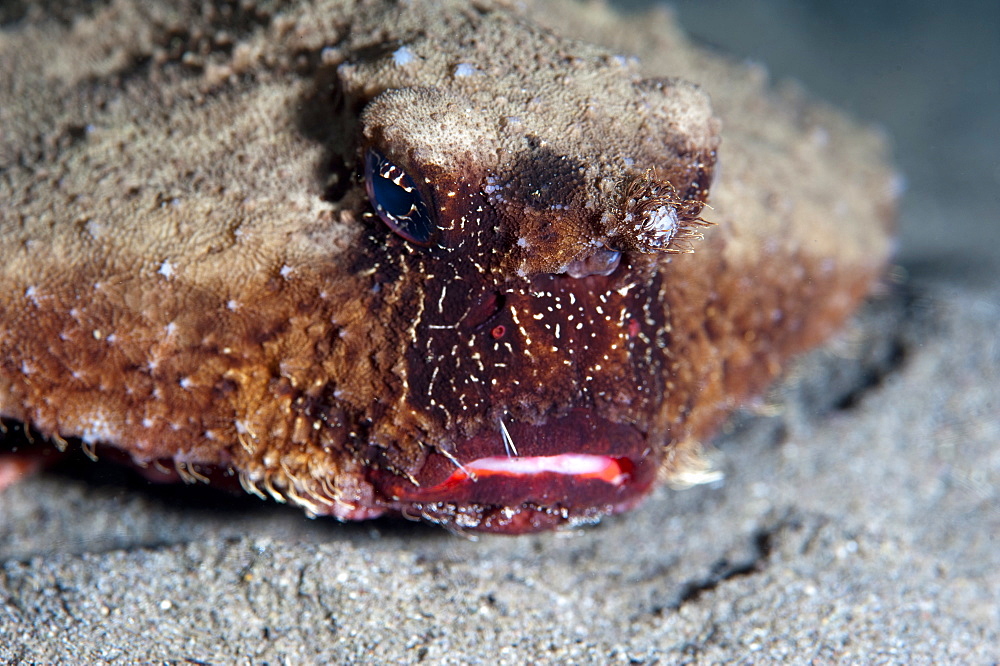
left=366, top=409, right=659, bottom=533
left=438, top=453, right=634, bottom=488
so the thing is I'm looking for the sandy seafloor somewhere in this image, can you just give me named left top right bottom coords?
left=2, top=1, right=999, bottom=663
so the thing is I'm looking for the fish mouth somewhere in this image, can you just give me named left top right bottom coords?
left=366, top=409, right=659, bottom=534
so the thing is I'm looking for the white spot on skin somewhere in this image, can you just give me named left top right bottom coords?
left=392, top=46, right=415, bottom=66
left=158, top=260, right=175, bottom=279
left=83, top=218, right=111, bottom=241
left=612, top=54, right=638, bottom=68
left=453, top=62, right=478, bottom=77
left=179, top=377, right=193, bottom=389
left=279, top=264, right=293, bottom=279
left=79, top=410, right=118, bottom=445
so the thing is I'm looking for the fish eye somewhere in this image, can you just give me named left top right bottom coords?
left=364, top=148, right=437, bottom=245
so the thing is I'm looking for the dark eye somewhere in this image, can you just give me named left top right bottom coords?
left=364, top=149, right=437, bottom=245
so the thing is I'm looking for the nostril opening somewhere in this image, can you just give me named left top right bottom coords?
left=462, top=290, right=507, bottom=331
left=565, top=249, right=621, bottom=278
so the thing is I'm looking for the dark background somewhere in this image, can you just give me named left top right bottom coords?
left=613, top=0, right=1000, bottom=276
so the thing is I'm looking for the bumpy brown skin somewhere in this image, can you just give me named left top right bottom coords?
left=0, top=0, right=894, bottom=532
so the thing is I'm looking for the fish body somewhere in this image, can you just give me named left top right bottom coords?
left=0, top=0, right=894, bottom=532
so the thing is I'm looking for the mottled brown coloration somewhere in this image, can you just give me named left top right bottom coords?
left=0, top=0, right=894, bottom=532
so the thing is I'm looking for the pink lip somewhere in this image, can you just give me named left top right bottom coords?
left=425, top=453, right=633, bottom=489
left=366, top=409, right=659, bottom=533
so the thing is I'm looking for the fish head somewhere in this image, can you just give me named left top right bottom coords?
left=345, top=81, right=718, bottom=532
